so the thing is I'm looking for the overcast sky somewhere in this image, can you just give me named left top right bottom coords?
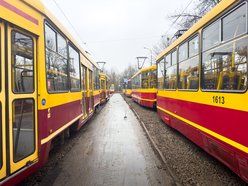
left=40, top=0, right=192, bottom=73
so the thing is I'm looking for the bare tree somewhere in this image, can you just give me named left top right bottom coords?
left=152, top=0, right=220, bottom=57
left=169, top=0, right=220, bottom=30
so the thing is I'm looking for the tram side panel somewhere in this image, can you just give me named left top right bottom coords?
left=156, top=0, right=248, bottom=182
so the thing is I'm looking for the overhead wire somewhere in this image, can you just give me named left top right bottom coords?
left=52, top=0, right=94, bottom=55
left=163, top=0, right=194, bottom=36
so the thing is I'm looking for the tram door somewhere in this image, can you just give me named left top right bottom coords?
left=0, top=26, right=38, bottom=180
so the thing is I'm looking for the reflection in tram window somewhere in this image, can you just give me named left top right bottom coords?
left=69, top=45, right=80, bottom=91
left=45, top=24, right=68, bottom=92
left=157, top=58, right=165, bottom=89
left=202, top=20, right=220, bottom=51
left=202, top=36, right=247, bottom=91
left=12, top=99, right=35, bottom=162
left=222, top=4, right=246, bottom=41
left=11, top=31, right=34, bottom=93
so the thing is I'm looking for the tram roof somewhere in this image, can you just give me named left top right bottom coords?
left=131, top=65, right=157, bottom=79
left=22, top=0, right=99, bottom=69
left=156, top=0, right=237, bottom=61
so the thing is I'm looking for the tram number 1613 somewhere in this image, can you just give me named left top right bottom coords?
left=212, top=96, right=225, bottom=104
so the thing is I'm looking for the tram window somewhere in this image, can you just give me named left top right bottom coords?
left=222, top=4, right=246, bottom=41
left=203, top=21, right=220, bottom=51
left=45, top=25, right=56, bottom=51
left=178, top=56, right=199, bottom=90
left=171, top=50, right=177, bottom=65
left=45, top=24, right=68, bottom=92
left=132, top=74, right=141, bottom=89
left=12, top=99, right=35, bottom=162
left=69, top=45, right=80, bottom=91
left=157, top=58, right=165, bottom=89
left=93, top=67, right=100, bottom=90
left=164, top=65, right=177, bottom=90
left=150, top=69, right=157, bottom=88
left=164, top=51, right=177, bottom=90
left=189, top=35, right=199, bottom=57
left=89, top=70, right=93, bottom=90
left=202, top=36, right=247, bottom=91
left=179, top=42, right=188, bottom=62
left=11, top=31, right=34, bottom=93
left=165, top=54, right=171, bottom=67
left=57, top=34, right=67, bottom=58
left=127, top=80, right=132, bottom=89
left=81, top=65, right=86, bottom=91
left=142, top=71, right=149, bottom=89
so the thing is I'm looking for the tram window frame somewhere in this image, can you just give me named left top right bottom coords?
left=45, top=23, right=69, bottom=93
left=81, top=65, right=86, bottom=91
left=141, top=71, right=149, bottom=89
left=150, top=69, right=157, bottom=88
left=68, top=44, right=81, bottom=92
left=157, top=58, right=165, bottom=90
left=164, top=50, right=178, bottom=90
left=201, top=2, right=248, bottom=93
left=178, top=34, right=199, bottom=91
left=11, top=30, right=34, bottom=94
left=178, top=42, right=188, bottom=62
left=222, top=3, right=247, bottom=42
left=189, top=35, right=199, bottom=58
left=93, top=67, right=100, bottom=90
left=202, top=20, right=220, bottom=52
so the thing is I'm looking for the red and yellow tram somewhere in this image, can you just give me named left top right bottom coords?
left=0, top=0, right=107, bottom=185
left=110, top=84, right=115, bottom=95
left=124, top=79, right=132, bottom=97
left=131, top=66, right=157, bottom=109
left=100, top=72, right=110, bottom=104
left=156, top=0, right=248, bottom=182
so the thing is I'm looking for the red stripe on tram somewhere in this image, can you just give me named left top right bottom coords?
left=0, top=0, right=39, bottom=25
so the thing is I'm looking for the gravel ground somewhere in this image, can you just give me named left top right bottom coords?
left=122, top=95, right=247, bottom=186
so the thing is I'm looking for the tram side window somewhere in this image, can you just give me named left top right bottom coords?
left=94, top=67, right=100, bottom=90
left=202, top=36, right=247, bottom=91
left=81, top=65, right=86, bottom=91
left=202, top=20, right=220, bottom=51
left=89, top=70, right=93, bottom=90
left=189, top=35, right=199, bottom=57
left=179, top=42, right=188, bottom=62
left=141, top=71, right=149, bottom=89
left=165, top=51, right=177, bottom=90
left=127, top=80, right=132, bottom=89
left=157, top=58, right=165, bottom=89
left=132, top=75, right=141, bottom=89
left=178, top=35, right=199, bottom=90
left=150, top=69, right=157, bottom=88
left=45, top=24, right=68, bottom=92
left=12, top=31, right=34, bottom=93
left=69, top=45, right=80, bottom=91
left=222, top=4, right=246, bottom=41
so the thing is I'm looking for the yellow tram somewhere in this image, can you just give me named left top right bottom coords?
left=0, top=0, right=105, bottom=185
left=131, top=65, right=157, bottom=109
left=156, top=0, right=248, bottom=182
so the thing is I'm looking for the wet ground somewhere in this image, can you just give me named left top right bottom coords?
left=123, top=95, right=246, bottom=186
left=38, top=94, right=176, bottom=186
